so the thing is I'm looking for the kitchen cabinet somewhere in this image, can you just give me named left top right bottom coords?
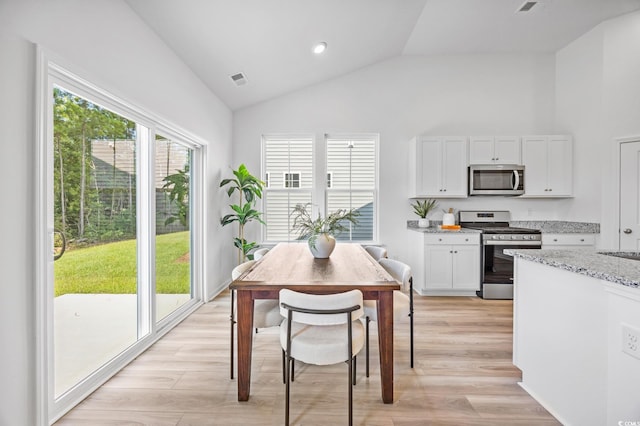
left=407, top=231, right=480, bottom=295
left=522, top=135, right=573, bottom=197
left=542, top=233, right=596, bottom=249
left=408, top=136, right=468, bottom=198
left=469, top=136, right=521, bottom=165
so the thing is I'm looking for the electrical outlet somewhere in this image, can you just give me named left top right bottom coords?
left=622, top=324, right=640, bottom=359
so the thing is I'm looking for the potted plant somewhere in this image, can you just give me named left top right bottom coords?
left=220, top=164, right=265, bottom=264
left=411, top=198, right=438, bottom=228
left=290, top=203, right=359, bottom=258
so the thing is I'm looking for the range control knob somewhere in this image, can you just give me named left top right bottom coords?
left=511, top=235, right=518, bottom=240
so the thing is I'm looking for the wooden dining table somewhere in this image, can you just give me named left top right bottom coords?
left=229, top=242, right=400, bottom=404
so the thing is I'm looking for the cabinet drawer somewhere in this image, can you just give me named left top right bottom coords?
left=424, top=233, right=480, bottom=245
left=542, top=234, right=595, bottom=246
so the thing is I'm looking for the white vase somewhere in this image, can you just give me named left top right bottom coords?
left=309, top=233, right=336, bottom=258
left=442, top=213, right=455, bottom=226
left=418, top=218, right=430, bottom=228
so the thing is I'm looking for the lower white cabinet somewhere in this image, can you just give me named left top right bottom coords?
left=542, top=233, right=595, bottom=250
left=408, top=231, right=480, bottom=296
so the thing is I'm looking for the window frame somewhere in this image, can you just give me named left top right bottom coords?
left=325, top=133, right=379, bottom=245
left=260, top=133, right=378, bottom=245
left=261, top=134, right=315, bottom=244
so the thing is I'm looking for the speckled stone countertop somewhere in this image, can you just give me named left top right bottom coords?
left=407, top=221, right=482, bottom=234
left=408, top=220, right=599, bottom=234
left=505, top=249, right=639, bottom=288
left=510, top=221, right=599, bottom=233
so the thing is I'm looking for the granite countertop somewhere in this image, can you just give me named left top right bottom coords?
left=407, top=221, right=482, bottom=234
left=510, top=221, right=600, bottom=234
left=506, top=249, right=640, bottom=288
left=408, top=220, right=599, bottom=234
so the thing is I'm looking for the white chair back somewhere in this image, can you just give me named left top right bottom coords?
left=232, top=260, right=257, bottom=280
left=364, top=245, right=388, bottom=261
left=253, top=247, right=270, bottom=260
left=279, top=289, right=363, bottom=326
left=379, top=258, right=411, bottom=290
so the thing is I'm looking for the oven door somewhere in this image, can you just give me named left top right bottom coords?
left=480, top=239, right=541, bottom=299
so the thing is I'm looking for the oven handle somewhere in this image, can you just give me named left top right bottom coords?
left=484, top=240, right=541, bottom=247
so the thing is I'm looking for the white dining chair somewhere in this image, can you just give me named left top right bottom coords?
left=279, top=289, right=365, bottom=426
left=362, top=258, right=413, bottom=377
left=229, top=260, right=281, bottom=379
left=252, top=247, right=270, bottom=260
left=363, top=245, right=388, bottom=261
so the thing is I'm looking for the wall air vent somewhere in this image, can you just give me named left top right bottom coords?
left=517, top=1, right=538, bottom=12
left=230, top=72, right=247, bottom=86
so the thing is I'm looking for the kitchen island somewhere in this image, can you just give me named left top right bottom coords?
left=508, top=249, right=640, bottom=426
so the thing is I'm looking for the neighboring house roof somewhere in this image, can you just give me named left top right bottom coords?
left=91, top=139, right=189, bottom=189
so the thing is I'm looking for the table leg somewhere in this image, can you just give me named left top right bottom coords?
left=377, top=290, right=394, bottom=403
left=236, top=290, right=254, bottom=401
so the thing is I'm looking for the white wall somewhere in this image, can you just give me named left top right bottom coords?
left=233, top=53, right=562, bottom=261
left=556, top=10, right=640, bottom=249
left=0, top=1, right=233, bottom=424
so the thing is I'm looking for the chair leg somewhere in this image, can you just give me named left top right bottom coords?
left=409, top=277, right=414, bottom=369
left=365, top=316, right=370, bottom=378
left=352, top=356, right=357, bottom=385
left=230, top=289, right=235, bottom=380
left=282, top=349, right=286, bottom=384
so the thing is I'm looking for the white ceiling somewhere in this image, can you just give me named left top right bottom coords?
left=126, top=0, right=640, bottom=111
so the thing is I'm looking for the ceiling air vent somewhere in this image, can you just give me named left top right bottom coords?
left=517, top=1, right=538, bottom=12
left=230, top=72, right=247, bottom=86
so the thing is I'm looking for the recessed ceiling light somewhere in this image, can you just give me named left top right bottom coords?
left=313, top=42, right=327, bottom=54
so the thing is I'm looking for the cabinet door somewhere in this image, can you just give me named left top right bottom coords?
left=522, top=136, right=549, bottom=196
left=425, top=245, right=453, bottom=289
left=469, top=137, right=495, bottom=164
left=546, top=136, right=572, bottom=196
left=415, top=138, right=442, bottom=196
left=441, top=137, right=468, bottom=197
left=451, top=245, right=480, bottom=290
left=494, top=136, right=521, bottom=164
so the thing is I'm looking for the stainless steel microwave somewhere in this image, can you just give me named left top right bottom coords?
left=468, top=165, right=524, bottom=196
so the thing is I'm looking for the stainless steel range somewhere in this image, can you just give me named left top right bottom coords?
left=459, top=210, right=541, bottom=300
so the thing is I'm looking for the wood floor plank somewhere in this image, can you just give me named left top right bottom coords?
left=55, top=292, right=560, bottom=425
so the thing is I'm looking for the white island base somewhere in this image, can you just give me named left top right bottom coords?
left=513, top=256, right=640, bottom=426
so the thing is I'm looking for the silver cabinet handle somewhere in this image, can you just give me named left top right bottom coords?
left=623, top=228, right=632, bottom=234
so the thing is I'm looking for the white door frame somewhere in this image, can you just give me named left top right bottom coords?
left=613, top=135, right=640, bottom=250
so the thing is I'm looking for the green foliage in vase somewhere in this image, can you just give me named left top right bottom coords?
left=411, top=198, right=438, bottom=219
left=220, top=164, right=265, bottom=263
left=290, top=203, right=359, bottom=249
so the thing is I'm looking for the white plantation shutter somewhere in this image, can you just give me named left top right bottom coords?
left=326, top=137, right=377, bottom=242
left=263, top=137, right=313, bottom=241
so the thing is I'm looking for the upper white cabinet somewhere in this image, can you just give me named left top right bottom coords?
left=522, top=135, right=573, bottom=197
left=409, top=136, right=468, bottom=198
left=469, top=136, right=521, bottom=165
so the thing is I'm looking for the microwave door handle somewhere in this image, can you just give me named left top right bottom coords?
left=512, top=170, right=520, bottom=190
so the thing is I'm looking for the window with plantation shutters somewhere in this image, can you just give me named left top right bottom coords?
left=326, top=136, right=377, bottom=242
left=262, top=137, right=313, bottom=241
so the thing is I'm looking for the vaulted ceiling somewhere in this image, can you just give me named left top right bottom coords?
left=126, top=0, right=640, bottom=110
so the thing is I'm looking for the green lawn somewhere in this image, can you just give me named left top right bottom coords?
left=54, top=231, right=190, bottom=296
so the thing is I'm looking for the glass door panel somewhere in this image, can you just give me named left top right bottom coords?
left=52, top=86, right=140, bottom=398
left=155, top=135, right=193, bottom=322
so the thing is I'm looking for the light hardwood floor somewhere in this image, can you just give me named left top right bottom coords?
left=56, top=293, right=559, bottom=425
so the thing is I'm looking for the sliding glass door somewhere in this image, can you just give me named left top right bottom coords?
left=52, top=86, right=142, bottom=398
left=155, top=134, right=194, bottom=322
left=46, top=70, right=202, bottom=421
